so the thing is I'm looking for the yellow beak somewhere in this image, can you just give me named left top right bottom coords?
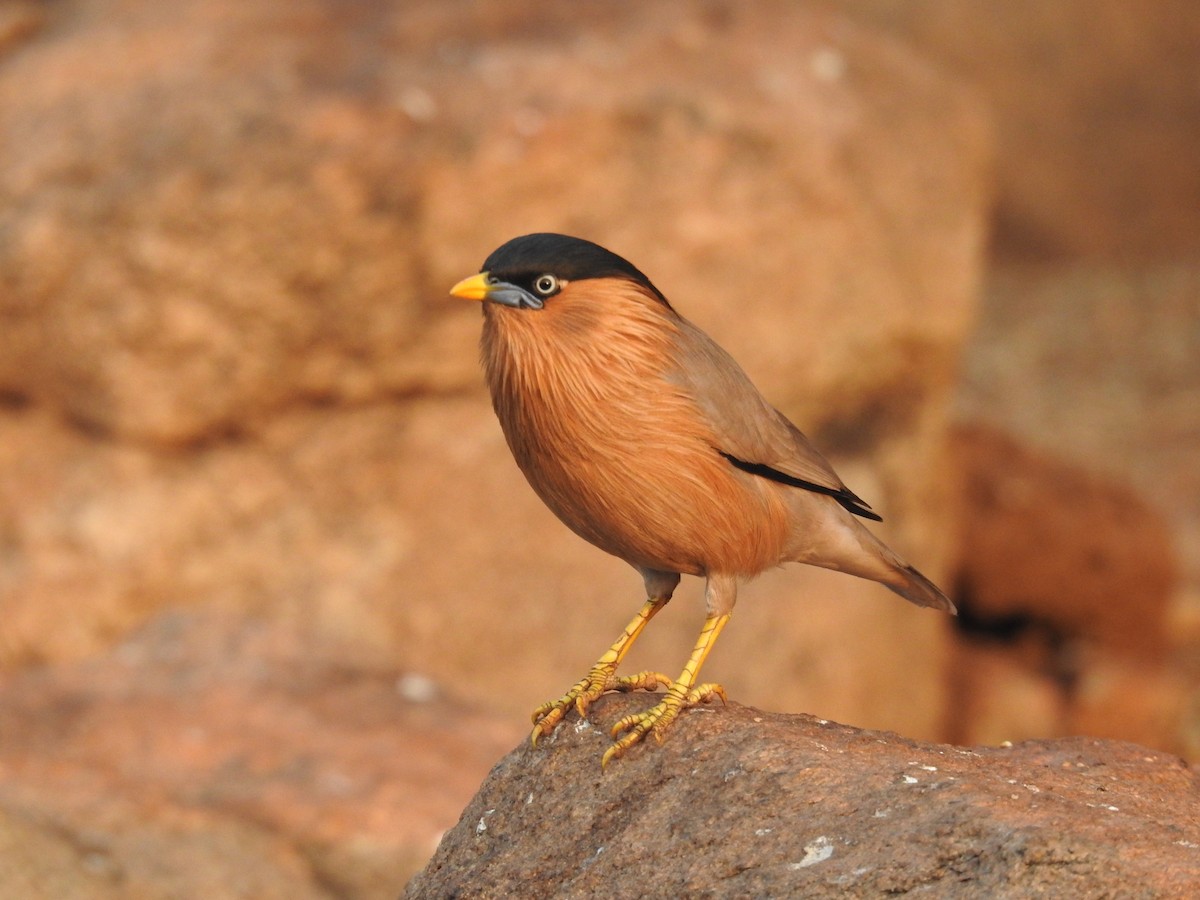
left=449, top=272, right=492, bottom=301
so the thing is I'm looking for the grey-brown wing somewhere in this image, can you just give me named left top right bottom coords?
left=667, top=316, right=881, bottom=521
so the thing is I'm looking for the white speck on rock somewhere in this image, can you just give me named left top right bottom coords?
left=902, top=775, right=919, bottom=784
left=810, top=47, right=846, bottom=82
left=573, top=718, right=592, bottom=734
left=755, top=828, right=772, bottom=837
left=791, top=836, right=835, bottom=868
left=396, top=673, right=439, bottom=703
left=397, top=86, right=437, bottom=122
left=476, top=809, right=495, bottom=835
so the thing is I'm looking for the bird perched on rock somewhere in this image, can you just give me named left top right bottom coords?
left=450, top=233, right=955, bottom=766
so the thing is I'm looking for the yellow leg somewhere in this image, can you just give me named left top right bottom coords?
left=530, top=599, right=673, bottom=746
left=602, top=612, right=730, bottom=767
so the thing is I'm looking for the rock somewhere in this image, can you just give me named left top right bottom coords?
left=956, top=264, right=1200, bottom=591
left=0, top=0, right=452, bottom=444
left=945, top=421, right=1187, bottom=756
left=0, top=805, right=124, bottom=900
left=0, top=0, right=988, bottom=443
left=1066, top=652, right=1194, bottom=756
left=943, top=640, right=1064, bottom=748
left=951, top=421, right=1176, bottom=658
left=0, top=609, right=523, bottom=897
left=406, top=694, right=1200, bottom=898
left=0, top=0, right=989, bottom=742
left=839, top=0, right=1200, bottom=260
left=954, top=264, right=1200, bottom=757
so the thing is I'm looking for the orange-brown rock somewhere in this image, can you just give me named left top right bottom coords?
left=408, top=694, right=1200, bottom=898
left=0, top=610, right=521, bottom=897
left=943, top=639, right=1064, bottom=748
left=953, top=264, right=1200, bottom=757
left=840, top=0, right=1200, bottom=260
left=952, top=422, right=1176, bottom=659
left=957, top=264, right=1200, bottom=592
left=1066, top=652, right=1194, bottom=756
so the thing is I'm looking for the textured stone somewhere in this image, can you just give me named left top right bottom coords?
left=1066, top=653, right=1194, bottom=756
left=0, top=610, right=522, bottom=898
left=943, top=640, right=1063, bottom=748
left=954, top=264, right=1200, bottom=758
left=0, top=0, right=465, bottom=444
left=0, top=805, right=124, bottom=900
left=957, top=264, right=1200, bottom=588
left=408, top=694, right=1200, bottom=898
left=952, top=421, right=1176, bottom=658
left=840, top=0, right=1200, bottom=260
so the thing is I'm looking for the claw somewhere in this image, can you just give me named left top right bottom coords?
left=531, top=667, right=672, bottom=745
left=687, top=682, right=728, bottom=707
left=600, top=680, right=727, bottom=767
left=528, top=606, right=733, bottom=766
left=599, top=612, right=731, bottom=767
left=528, top=599, right=670, bottom=747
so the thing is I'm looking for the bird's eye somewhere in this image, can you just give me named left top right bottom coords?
left=532, top=274, right=560, bottom=296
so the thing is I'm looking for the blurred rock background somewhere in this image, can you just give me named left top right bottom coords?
left=0, top=0, right=1195, bottom=895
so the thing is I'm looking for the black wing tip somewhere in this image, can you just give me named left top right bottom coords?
left=843, top=500, right=883, bottom=522
left=719, top=451, right=884, bottom=522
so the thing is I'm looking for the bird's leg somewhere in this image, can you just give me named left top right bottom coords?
left=602, top=612, right=730, bottom=767
left=530, top=598, right=673, bottom=746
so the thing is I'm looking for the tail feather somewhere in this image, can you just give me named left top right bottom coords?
left=885, top=563, right=957, bottom=614
left=786, top=499, right=957, bottom=615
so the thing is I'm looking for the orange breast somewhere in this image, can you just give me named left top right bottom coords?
left=481, top=282, right=790, bottom=577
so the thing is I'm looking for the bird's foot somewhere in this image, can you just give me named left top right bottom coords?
left=530, top=664, right=673, bottom=746
left=601, top=681, right=727, bottom=767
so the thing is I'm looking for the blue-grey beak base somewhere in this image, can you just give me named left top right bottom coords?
left=487, top=282, right=544, bottom=310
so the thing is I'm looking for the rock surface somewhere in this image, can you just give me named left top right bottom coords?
left=0, top=610, right=522, bottom=898
left=842, top=0, right=1200, bottom=260
left=957, top=264, right=1200, bottom=595
left=407, top=694, right=1200, bottom=898
left=952, top=421, right=1176, bottom=658
left=953, top=264, right=1200, bottom=758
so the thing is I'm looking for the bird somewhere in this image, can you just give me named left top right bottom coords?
left=450, top=232, right=955, bottom=767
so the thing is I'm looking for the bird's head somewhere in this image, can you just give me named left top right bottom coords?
left=449, top=233, right=670, bottom=311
